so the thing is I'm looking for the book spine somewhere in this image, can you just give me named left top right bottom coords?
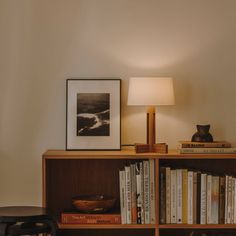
left=211, top=176, right=219, bottom=224
left=140, top=162, right=145, bottom=224
left=143, top=160, right=150, bottom=224
left=119, top=170, right=127, bottom=224
left=180, top=147, right=236, bottom=154
left=227, top=176, right=232, bottom=224
left=125, top=166, right=132, bottom=224
left=130, top=164, right=137, bottom=224
left=187, top=171, right=193, bottom=224
left=61, top=214, right=121, bottom=224
left=219, top=176, right=225, bottom=224
left=196, top=172, right=201, bottom=224
left=182, top=169, right=188, bottom=224
left=231, top=177, right=235, bottom=224
left=159, top=167, right=166, bottom=224
left=176, top=169, right=183, bottom=224
left=225, top=175, right=228, bottom=224
left=180, top=142, right=231, bottom=148
left=166, top=167, right=171, bottom=224
left=149, top=159, right=156, bottom=224
left=193, top=172, right=197, bottom=224
left=206, top=174, right=212, bottom=224
left=170, top=169, right=177, bottom=223
left=136, top=162, right=142, bottom=224
left=234, top=179, right=236, bottom=224
left=200, top=173, right=207, bottom=224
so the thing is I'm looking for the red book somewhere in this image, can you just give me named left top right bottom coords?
left=61, top=212, right=121, bottom=224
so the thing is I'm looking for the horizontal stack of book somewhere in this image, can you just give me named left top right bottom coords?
left=160, top=167, right=236, bottom=224
left=61, top=212, right=121, bottom=224
left=179, top=141, right=236, bottom=154
left=119, top=160, right=156, bottom=224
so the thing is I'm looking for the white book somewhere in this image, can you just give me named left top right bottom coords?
left=143, top=160, right=150, bottom=224
left=207, top=175, right=212, bottom=224
left=119, top=170, right=126, bottom=224
left=227, top=176, right=232, bottom=224
left=225, top=175, right=228, bottom=224
left=200, top=173, right=207, bottom=224
left=166, top=167, right=171, bottom=224
left=188, top=171, right=193, bottom=224
left=171, top=169, right=177, bottom=223
left=136, top=162, right=143, bottom=224
left=125, top=166, right=132, bottom=224
left=211, top=176, right=219, bottom=224
left=232, top=178, right=235, bottom=224
left=176, top=169, right=183, bottom=224
left=234, top=179, right=236, bottom=224
left=149, top=159, right=156, bottom=224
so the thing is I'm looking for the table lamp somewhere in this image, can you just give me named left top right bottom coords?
left=127, top=77, right=175, bottom=152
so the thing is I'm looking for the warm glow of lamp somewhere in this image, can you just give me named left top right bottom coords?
left=127, top=77, right=175, bottom=151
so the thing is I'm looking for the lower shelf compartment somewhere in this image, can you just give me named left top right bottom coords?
left=159, top=224, right=236, bottom=229
left=160, top=229, right=236, bottom=236
left=58, top=223, right=156, bottom=229
left=60, top=228, right=155, bottom=236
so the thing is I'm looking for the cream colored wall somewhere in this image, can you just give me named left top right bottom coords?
left=1, top=0, right=236, bottom=205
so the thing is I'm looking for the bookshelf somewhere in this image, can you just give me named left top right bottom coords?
left=43, top=150, right=236, bottom=236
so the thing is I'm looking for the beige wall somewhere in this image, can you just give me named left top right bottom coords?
left=1, top=0, right=236, bottom=205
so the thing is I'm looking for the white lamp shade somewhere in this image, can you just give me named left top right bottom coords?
left=127, top=77, right=175, bottom=106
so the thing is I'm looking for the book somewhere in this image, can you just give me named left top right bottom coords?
left=119, top=170, right=126, bottom=224
left=170, top=169, right=177, bottom=223
left=125, top=166, right=132, bottom=224
left=176, top=169, right=183, bottom=224
left=196, top=172, right=202, bottom=224
left=179, top=141, right=231, bottom=148
left=193, top=172, right=197, bottom=224
left=180, top=147, right=236, bottom=154
left=159, top=167, right=166, bottom=224
left=187, top=171, right=193, bottom=224
left=61, top=212, right=121, bottom=224
left=130, top=164, right=137, bottom=224
left=135, top=162, right=143, bottom=224
left=149, top=159, right=156, bottom=224
left=219, top=176, right=225, bottom=224
left=143, top=160, right=150, bottom=224
left=165, top=167, right=171, bottom=224
left=211, top=176, right=219, bottom=224
left=227, top=176, right=232, bottom=224
left=182, top=169, right=188, bottom=224
left=206, top=174, right=212, bottom=224
left=200, top=173, right=207, bottom=224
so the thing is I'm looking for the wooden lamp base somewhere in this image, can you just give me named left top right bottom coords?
left=135, top=143, right=168, bottom=153
left=134, top=106, right=168, bottom=153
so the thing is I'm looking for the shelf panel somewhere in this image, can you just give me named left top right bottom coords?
left=58, top=223, right=156, bottom=229
left=159, top=224, right=236, bottom=229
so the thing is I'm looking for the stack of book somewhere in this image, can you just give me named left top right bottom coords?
left=119, top=160, right=156, bottom=224
left=160, top=166, right=236, bottom=224
left=179, top=141, right=236, bottom=154
left=61, top=212, right=121, bottom=224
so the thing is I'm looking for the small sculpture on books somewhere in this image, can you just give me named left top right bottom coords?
left=191, top=124, right=213, bottom=142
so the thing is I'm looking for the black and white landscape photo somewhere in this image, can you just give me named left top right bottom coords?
left=77, top=93, right=110, bottom=136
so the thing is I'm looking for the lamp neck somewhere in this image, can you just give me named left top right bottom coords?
left=147, top=106, right=156, bottom=148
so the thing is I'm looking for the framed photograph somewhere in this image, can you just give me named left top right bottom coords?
left=66, top=79, right=121, bottom=150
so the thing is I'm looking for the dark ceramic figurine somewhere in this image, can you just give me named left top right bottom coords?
left=191, top=124, right=213, bottom=142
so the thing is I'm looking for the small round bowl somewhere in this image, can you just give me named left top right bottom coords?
left=72, top=195, right=116, bottom=213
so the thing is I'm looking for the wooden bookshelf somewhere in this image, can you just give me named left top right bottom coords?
left=43, top=150, right=236, bottom=236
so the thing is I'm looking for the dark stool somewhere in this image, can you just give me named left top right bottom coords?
left=0, top=206, right=58, bottom=236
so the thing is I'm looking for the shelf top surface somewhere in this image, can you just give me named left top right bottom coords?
left=43, top=149, right=236, bottom=159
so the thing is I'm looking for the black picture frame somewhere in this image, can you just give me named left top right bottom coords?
left=66, top=79, right=121, bottom=150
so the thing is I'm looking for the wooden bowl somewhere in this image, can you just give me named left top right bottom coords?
left=72, top=195, right=116, bottom=213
